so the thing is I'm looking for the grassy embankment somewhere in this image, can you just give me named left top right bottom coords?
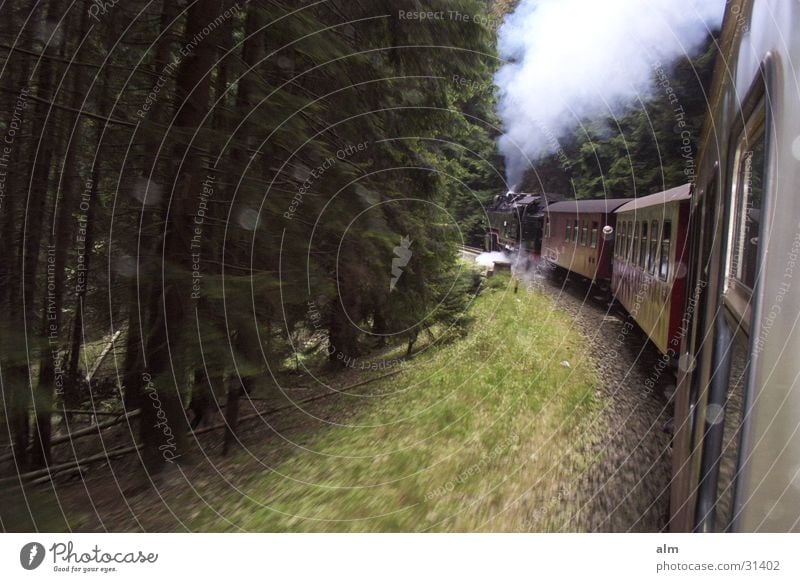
left=191, top=274, right=601, bottom=532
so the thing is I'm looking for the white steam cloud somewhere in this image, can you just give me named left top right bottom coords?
left=495, top=0, right=726, bottom=187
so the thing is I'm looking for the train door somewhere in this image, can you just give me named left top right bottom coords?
left=693, top=76, right=769, bottom=532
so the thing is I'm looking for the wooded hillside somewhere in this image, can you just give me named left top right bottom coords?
left=0, top=0, right=500, bottom=477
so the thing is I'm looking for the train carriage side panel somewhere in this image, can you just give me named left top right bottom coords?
left=542, top=199, right=632, bottom=282
left=612, top=184, right=692, bottom=355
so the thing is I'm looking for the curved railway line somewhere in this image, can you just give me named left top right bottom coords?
left=462, top=248, right=674, bottom=531
left=534, top=268, right=673, bottom=532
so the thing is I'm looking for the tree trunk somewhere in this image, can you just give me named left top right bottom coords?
left=222, top=377, right=242, bottom=456
left=121, top=0, right=179, bottom=414
left=6, top=0, right=60, bottom=471
left=63, top=59, right=111, bottom=414
left=30, top=3, right=91, bottom=469
left=329, top=300, right=358, bottom=367
left=139, top=0, right=219, bottom=474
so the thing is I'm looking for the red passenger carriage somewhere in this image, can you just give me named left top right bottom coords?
left=541, top=199, right=632, bottom=285
left=611, top=184, right=692, bottom=355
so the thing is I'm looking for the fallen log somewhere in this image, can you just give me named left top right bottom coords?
left=4, top=370, right=403, bottom=485
left=53, top=409, right=125, bottom=417
left=86, top=330, right=122, bottom=382
left=0, top=444, right=141, bottom=486
left=49, top=409, right=141, bottom=446
left=0, top=409, right=141, bottom=464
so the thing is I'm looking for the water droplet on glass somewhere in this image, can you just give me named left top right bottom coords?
left=678, top=352, right=696, bottom=373
left=706, top=403, right=725, bottom=425
left=292, top=163, right=311, bottom=182
left=131, top=177, right=162, bottom=206
left=237, top=208, right=260, bottom=231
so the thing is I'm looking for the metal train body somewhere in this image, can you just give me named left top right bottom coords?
left=535, top=0, right=800, bottom=532
left=541, top=199, right=630, bottom=283
left=612, top=185, right=691, bottom=355
left=485, top=192, right=563, bottom=254
left=669, top=0, right=800, bottom=533
left=542, top=190, right=691, bottom=356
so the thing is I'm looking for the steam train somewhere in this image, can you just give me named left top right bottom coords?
left=495, top=0, right=800, bottom=532
left=485, top=191, right=563, bottom=255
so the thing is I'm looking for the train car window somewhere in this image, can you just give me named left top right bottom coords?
left=639, top=221, right=648, bottom=268
left=590, top=222, right=598, bottom=248
left=659, top=220, right=671, bottom=280
left=697, top=87, right=769, bottom=532
left=573, top=219, right=579, bottom=243
left=545, top=217, right=551, bottom=239
left=649, top=220, right=659, bottom=275
left=625, top=221, right=632, bottom=261
left=580, top=221, right=588, bottom=246
left=565, top=222, right=571, bottom=242
left=728, top=112, right=766, bottom=299
left=632, top=222, right=639, bottom=264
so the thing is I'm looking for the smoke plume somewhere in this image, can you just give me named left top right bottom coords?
left=495, top=0, right=725, bottom=187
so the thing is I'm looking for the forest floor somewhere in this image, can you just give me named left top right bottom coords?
left=3, top=269, right=670, bottom=532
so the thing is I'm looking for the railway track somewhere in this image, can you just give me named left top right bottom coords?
left=534, top=272, right=672, bottom=532
left=458, top=245, right=483, bottom=261
left=461, top=248, right=672, bottom=531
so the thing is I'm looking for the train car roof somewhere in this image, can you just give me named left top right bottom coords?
left=514, top=195, right=539, bottom=205
left=545, top=198, right=633, bottom=215
left=615, top=183, right=692, bottom=214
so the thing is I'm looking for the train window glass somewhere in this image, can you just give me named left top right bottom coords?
left=649, top=220, right=659, bottom=275
left=639, top=221, right=648, bottom=268
left=632, top=222, right=639, bottom=263
left=590, top=222, right=598, bottom=248
left=573, top=220, right=579, bottom=243
left=580, top=221, right=588, bottom=246
left=545, top=217, right=550, bottom=239
left=624, top=221, right=631, bottom=261
left=700, top=318, right=750, bottom=532
left=565, top=222, right=571, bottom=242
left=659, top=221, right=671, bottom=280
left=617, top=223, right=624, bottom=258
left=728, top=114, right=766, bottom=295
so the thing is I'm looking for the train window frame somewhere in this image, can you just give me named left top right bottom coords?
left=639, top=221, right=648, bottom=269
left=632, top=222, right=639, bottom=264
left=573, top=219, right=579, bottom=243
left=649, top=220, right=659, bottom=275
left=590, top=221, right=599, bottom=249
left=659, top=220, right=672, bottom=281
left=580, top=221, right=588, bottom=246
left=693, top=57, right=775, bottom=534
left=724, top=101, right=767, bottom=325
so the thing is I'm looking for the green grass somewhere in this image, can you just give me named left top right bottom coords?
left=191, top=274, right=601, bottom=532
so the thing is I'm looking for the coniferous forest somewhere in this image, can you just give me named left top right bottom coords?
left=0, top=0, right=500, bottom=479
left=0, top=0, right=719, bottom=534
